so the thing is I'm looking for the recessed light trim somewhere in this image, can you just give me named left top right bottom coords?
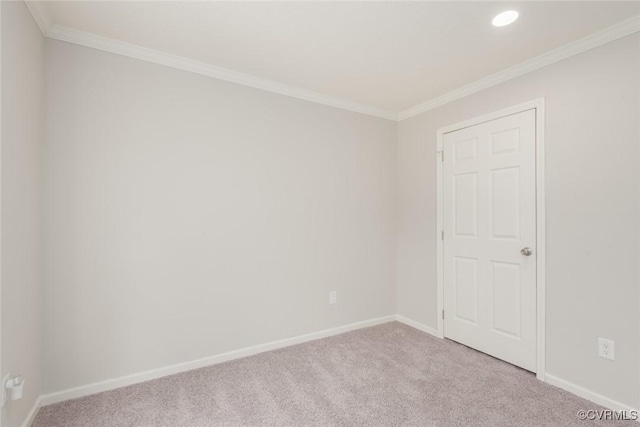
left=492, top=10, right=519, bottom=27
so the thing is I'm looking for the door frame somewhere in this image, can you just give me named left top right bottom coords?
left=435, top=98, right=546, bottom=381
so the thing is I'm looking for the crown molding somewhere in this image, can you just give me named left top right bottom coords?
left=43, top=24, right=398, bottom=121
left=24, top=1, right=640, bottom=123
left=398, top=15, right=640, bottom=121
left=24, top=0, right=52, bottom=35
left=24, top=1, right=397, bottom=120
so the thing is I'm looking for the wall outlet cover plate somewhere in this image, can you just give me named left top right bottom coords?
left=598, top=337, right=615, bottom=361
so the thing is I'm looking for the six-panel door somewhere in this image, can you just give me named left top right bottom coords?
left=443, top=109, right=537, bottom=372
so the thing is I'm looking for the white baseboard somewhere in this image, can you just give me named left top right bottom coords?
left=38, top=315, right=396, bottom=407
left=395, top=316, right=638, bottom=418
left=395, top=315, right=443, bottom=338
left=545, top=374, right=638, bottom=416
left=26, top=316, right=638, bottom=426
left=21, top=396, right=42, bottom=427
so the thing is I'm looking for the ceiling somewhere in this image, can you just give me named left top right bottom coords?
left=33, top=1, right=640, bottom=117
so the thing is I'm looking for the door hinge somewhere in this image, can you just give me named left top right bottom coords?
left=440, top=151, right=444, bottom=162
left=441, top=230, right=444, bottom=240
left=442, top=310, right=445, bottom=320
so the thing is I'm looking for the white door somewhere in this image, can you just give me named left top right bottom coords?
left=443, top=109, right=537, bottom=372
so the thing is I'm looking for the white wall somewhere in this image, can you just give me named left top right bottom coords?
left=1, top=1, right=45, bottom=426
left=397, top=33, right=640, bottom=408
left=41, top=40, right=397, bottom=393
left=8, top=5, right=637, bottom=414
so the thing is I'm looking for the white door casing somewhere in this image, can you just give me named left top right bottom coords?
left=442, top=108, right=537, bottom=372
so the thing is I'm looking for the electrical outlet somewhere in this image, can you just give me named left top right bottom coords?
left=598, top=338, right=615, bottom=360
left=329, top=291, right=337, bottom=305
left=1, top=373, right=10, bottom=407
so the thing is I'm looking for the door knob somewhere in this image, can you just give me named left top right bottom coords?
left=520, top=247, right=532, bottom=256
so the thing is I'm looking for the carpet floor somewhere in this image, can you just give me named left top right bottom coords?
left=34, top=322, right=629, bottom=426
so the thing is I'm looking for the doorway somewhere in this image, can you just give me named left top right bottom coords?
left=436, top=99, right=546, bottom=379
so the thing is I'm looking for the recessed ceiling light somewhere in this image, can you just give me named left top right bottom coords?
left=492, top=10, right=519, bottom=27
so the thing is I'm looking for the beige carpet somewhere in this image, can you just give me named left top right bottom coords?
left=34, top=322, right=629, bottom=426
